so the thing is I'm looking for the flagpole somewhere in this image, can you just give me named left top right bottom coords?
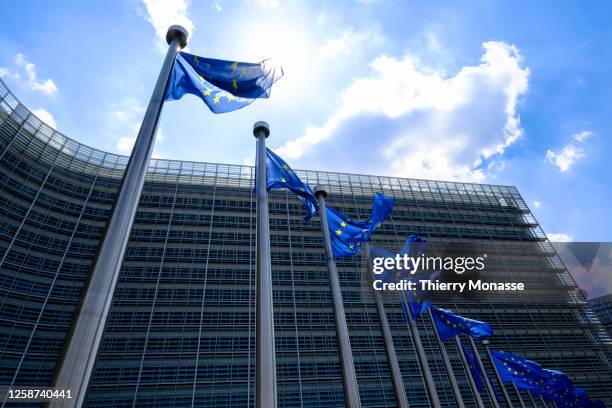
left=526, top=389, right=538, bottom=407
left=254, top=121, right=278, bottom=408
left=399, top=291, right=441, bottom=408
left=427, top=308, right=465, bottom=408
left=467, top=336, right=500, bottom=408
left=511, top=381, right=527, bottom=408
left=51, top=25, right=188, bottom=408
left=314, top=186, right=361, bottom=408
left=482, top=339, right=513, bottom=407
left=539, top=396, right=548, bottom=407
left=365, top=244, right=409, bottom=408
left=454, top=337, right=485, bottom=408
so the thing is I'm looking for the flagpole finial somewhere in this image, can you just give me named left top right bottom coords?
left=314, top=185, right=327, bottom=199
left=166, top=25, right=188, bottom=49
left=253, top=121, right=270, bottom=138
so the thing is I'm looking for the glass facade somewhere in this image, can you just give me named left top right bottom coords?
left=591, top=295, right=612, bottom=338
left=0, top=78, right=611, bottom=407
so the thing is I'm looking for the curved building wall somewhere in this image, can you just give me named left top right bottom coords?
left=0, top=78, right=611, bottom=407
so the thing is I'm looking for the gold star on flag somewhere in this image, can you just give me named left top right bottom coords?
left=213, top=94, right=221, bottom=104
left=230, top=61, right=238, bottom=70
left=340, top=221, right=346, bottom=228
left=194, top=56, right=199, bottom=65
left=233, top=79, right=238, bottom=90
left=281, top=178, right=286, bottom=182
left=226, top=94, right=235, bottom=102
left=199, top=75, right=204, bottom=84
left=202, top=89, right=211, bottom=96
left=336, top=230, right=342, bottom=236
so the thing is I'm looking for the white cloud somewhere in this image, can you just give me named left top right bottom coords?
left=245, top=0, right=279, bottom=10
left=32, top=108, right=57, bottom=129
left=142, top=0, right=194, bottom=50
left=545, top=130, right=593, bottom=172
left=116, top=130, right=139, bottom=154
left=533, top=200, right=542, bottom=209
left=547, top=232, right=574, bottom=242
left=545, top=145, right=584, bottom=172
left=315, top=12, right=328, bottom=26
left=14, top=54, right=58, bottom=96
left=278, top=41, right=529, bottom=182
left=574, top=130, right=592, bottom=142
left=0, top=67, right=9, bottom=78
left=111, top=99, right=165, bottom=157
left=320, top=27, right=384, bottom=56
left=115, top=126, right=165, bottom=156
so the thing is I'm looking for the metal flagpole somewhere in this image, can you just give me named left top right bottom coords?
left=511, top=381, right=527, bottom=408
left=365, top=244, right=409, bottom=408
left=427, top=308, right=465, bottom=408
left=467, top=336, right=500, bottom=408
left=254, top=121, right=278, bottom=408
left=526, top=389, right=538, bottom=407
left=539, top=396, right=549, bottom=407
left=399, top=291, right=441, bottom=408
left=51, top=25, right=188, bottom=408
left=314, top=186, right=361, bottom=408
left=482, top=339, right=513, bottom=407
left=454, top=336, right=485, bottom=408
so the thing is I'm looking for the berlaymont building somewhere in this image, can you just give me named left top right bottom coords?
left=0, top=77, right=611, bottom=407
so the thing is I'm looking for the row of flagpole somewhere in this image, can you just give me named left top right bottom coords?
left=254, top=132, right=558, bottom=408
left=256, top=134, right=604, bottom=408
left=51, top=23, right=605, bottom=408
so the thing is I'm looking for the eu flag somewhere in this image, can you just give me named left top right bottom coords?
left=431, top=306, right=493, bottom=341
left=530, top=370, right=575, bottom=404
left=543, top=369, right=573, bottom=390
left=490, top=350, right=550, bottom=390
left=368, top=235, right=433, bottom=319
left=373, top=235, right=429, bottom=284
left=327, top=193, right=394, bottom=257
left=400, top=299, right=431, bottom=321
left=165, top=52, right=283, bottom=113
left=560, top=388, right=590, bottom=407
left=460, top=340, right=485, bottom=392
left=402, top=236, right=433, bottom=319
left=264, top=147, right=318, bottom=221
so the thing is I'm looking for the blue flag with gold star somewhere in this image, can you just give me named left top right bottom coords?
left=327, top=193, right=394, bottom=257
left=400, top=298, right=431, bottom=321
left=490, top=350, right=550, bottom=389
left=431, top=306, right=493, bottom=341
left=461, top=340, right=485, bottom=392
left=165, top=52, right=283, bottom=113
left=264, top=147, right=317, bottom=221
left=530, top=374, right=572, bottom=402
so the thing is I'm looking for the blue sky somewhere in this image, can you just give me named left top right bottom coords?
left=0, top=0, right=611, bottom=243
